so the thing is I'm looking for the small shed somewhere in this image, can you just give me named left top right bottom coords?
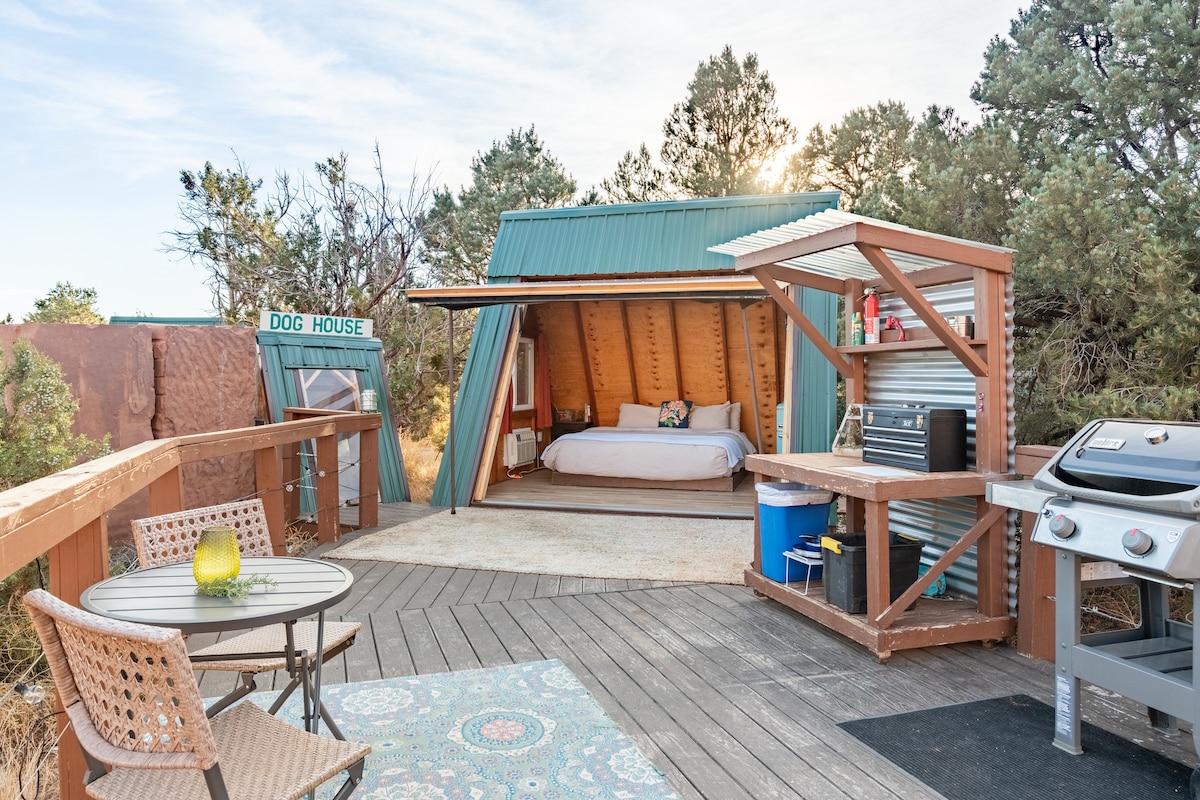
left=411, top=192, right=843, bottom=508
left=257, top=329, right=409, bottom=509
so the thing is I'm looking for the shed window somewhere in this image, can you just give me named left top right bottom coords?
left=512, top=337, right=534, bottom=411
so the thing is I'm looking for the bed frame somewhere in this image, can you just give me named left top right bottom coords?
left=549, top=469, right=747, bottom=492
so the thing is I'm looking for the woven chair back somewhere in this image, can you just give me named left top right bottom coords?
left=22, top=589, right=218, bottom=768
left=132, top=499, right=274, bottom=568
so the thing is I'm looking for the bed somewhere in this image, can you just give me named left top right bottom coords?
left=541, top=401, right=756, bottom=491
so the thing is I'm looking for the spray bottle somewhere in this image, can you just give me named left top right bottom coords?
left=851, top=312, right=865, bottom=346
left=863, top=288, right=880, bottom=344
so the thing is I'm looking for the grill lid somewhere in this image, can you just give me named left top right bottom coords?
left=1032, top=419, right=1200, bottom=516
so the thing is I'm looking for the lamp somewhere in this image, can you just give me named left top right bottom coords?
left=360, top=389, right=378, bottom=413
left=193, top=525, right=241, bottom=585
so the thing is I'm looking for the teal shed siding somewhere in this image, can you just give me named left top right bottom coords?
left=431, top=303, right=517, bottom=507
left=432, top=192, right=841, bottom=508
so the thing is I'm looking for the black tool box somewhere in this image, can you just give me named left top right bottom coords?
left=862, top=405, right=967, bottom=472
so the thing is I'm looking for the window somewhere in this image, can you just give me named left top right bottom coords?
left=512, top=337, right=534, bottom=411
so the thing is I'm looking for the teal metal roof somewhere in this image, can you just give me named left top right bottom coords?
left=487, top=193, right=840, bottom=279
left=109, top=316, right=226, bottom=326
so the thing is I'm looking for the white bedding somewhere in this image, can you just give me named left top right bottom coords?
left=541, top=426, right=756, bottom=482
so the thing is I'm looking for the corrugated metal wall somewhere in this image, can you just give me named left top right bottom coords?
left=866, top=281, right=1016, bottom=608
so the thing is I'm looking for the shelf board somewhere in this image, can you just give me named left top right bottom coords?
left=745, top=569, right=1014, bottom=660
left=836, top=338, right=984, bottom=355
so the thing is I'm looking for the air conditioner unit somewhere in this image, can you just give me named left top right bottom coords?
left=503, top=427, right=537, bottom=468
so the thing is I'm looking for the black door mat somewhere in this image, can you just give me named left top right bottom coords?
left=839, top=693, right=1193, bottom=799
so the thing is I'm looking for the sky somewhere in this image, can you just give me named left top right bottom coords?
left=0, top=0, right=1028, bottom=321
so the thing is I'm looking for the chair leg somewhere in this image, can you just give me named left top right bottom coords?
left=206, top=672, right=258, bottom=718
left=328, top=755, right=367, bottom=800
left=202, top=764, right=231, bottom=800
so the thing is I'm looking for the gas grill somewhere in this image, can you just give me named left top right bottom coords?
left=1029, top=419, right=1200, bottom=792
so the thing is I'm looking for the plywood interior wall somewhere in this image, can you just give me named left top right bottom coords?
left=488, top=296, right=786, bottom=486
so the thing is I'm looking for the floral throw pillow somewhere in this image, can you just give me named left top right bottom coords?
left=658, top=399, right=693, bottom=428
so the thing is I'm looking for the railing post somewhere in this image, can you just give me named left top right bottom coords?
left=315, top=432, right=340, bottom=544
left=1015, top=444, right=1059, bottom=661
left=148, top=466, right=184, bottom=516
left=255, top=445, right=287, bottom=555
left=49, top=517, right=109, bottom=800
left=358, top=424, right=379, bottom=529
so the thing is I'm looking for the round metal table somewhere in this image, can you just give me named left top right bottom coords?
left=81, top=556, right=354, bottom=734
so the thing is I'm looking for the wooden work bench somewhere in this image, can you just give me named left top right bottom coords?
left=745, top=451, right=1015, bottom=661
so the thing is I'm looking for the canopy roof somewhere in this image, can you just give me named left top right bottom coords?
left=708, top=209, right=1013, bottom=293
left=405, top=275, right=771, bottom=310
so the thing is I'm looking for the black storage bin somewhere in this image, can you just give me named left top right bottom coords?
left=822, top=533, right=924, bottom=614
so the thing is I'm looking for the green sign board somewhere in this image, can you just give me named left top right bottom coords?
left=258, top=311, right=373, bottom=338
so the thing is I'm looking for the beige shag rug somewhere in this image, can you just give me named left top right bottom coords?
left=326, top=506, right=753, bottom=584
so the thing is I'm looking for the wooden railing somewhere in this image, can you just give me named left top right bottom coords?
left=0, top=408, right=382, bottom=800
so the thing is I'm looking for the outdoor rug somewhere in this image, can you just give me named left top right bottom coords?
left=839, top=693, right=1193, bottom=799
left=325, top=505, right=752, bottom=584
left=251, top=659, right=681, bottom=799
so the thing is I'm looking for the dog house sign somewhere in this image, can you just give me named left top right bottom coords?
left=259, top=310, right=373, bottom=338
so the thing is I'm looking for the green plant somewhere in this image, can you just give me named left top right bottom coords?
left=195, top=574, right=278, bottom=600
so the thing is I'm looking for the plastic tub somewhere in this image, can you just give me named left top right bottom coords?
left=757, top=483, right=834, bottom=582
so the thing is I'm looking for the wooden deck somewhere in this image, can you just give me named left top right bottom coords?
left=197, top=504, right=1198, bottom=799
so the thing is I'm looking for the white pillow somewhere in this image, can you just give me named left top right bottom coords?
left=730, top=402, right=742, bottom=432
left=690, top=402, right=732, bottom=430
left=617, top=403, right=662, bottom=428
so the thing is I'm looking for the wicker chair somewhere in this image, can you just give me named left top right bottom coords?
left=130, top=500, right=362, bottom=727
left=23, top=588, right=370, bottom=800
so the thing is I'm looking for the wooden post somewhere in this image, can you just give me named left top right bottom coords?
left=49, top=519, right=109, bottom=800
left=147, top=466, right=183, bottom=517
left=255, top=444, right=287, bottom=554
left=315, top=433, right=340, bottom=544
left=1015, top=445, right=1059, bottom=660
left=358, top=425, right=379, bottom=529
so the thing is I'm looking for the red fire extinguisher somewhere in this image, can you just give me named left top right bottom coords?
left=863, top=288, right=880, bottom=344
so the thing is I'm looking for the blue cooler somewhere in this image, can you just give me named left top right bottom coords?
left=756, top=482, right=834, bottom=582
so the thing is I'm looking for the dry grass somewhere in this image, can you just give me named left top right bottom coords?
left=402, top=433, right=441, bottom=504
left=0, top=683, right=58, bottom=800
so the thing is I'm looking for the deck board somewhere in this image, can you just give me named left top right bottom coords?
left=298, top=505, right=1200, bottom=799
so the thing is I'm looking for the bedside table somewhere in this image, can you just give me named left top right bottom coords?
left=551, top=420, right=593, bottom=440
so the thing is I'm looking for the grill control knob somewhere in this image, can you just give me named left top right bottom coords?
left=1122, top=528, right=1153, bottom=556
left=1047, top=514, right=1076, bottom=540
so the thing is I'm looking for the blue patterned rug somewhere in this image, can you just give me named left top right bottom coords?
left=247, top=659, right=681, bottom=799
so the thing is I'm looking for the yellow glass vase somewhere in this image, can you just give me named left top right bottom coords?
left=193, top=525, right=241, bottom=585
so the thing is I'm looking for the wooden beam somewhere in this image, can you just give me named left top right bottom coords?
left=314, top=433, right=339, bottom=544
left=718, top=301, right=732, bottom=402
left=752, top=262, right=847, bottom=295
left=857, top=223, right=1013, bottom=273
left=667, top=300, right=683, bottom=398
left=358, top=426, right=380, bottom=529
left=750, top=267, right=853, bottom=379
left=574, top=303, right=597, bottom=411
left=148, top=466, right=183, bottom=517
left=874, top=504, right=1007, bottom=630
left=855, top=243, right=990, bottom=377
left=733, top=223, right=864, bottom=269
left=255, top=445, right=286, bottom=554
left=620, top=300, right=640, bottom=403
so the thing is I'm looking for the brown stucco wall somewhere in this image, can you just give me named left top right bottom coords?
left=0, top=323, right=259, bottom=547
